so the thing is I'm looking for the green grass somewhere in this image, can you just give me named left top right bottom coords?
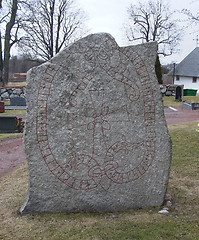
left=0, top=133, right=23, bottom=142
left=0, top=109, right=26, bottom=116
left=168, top=122, right=199, bottom=220
left=6, top=81, right=26, bottom=87
left=4, top=100, right=10, bottom=105
left=0, top=121, right=199, bottom=239
left=163, top=96, right=199, bottom=107
left=183, top=96, right=199, bottom=103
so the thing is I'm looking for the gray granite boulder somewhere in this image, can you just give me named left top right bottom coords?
left=20, top=33, right=171, bottom=214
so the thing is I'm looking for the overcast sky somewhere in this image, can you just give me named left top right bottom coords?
left=76, top=0, right=199, bottom=65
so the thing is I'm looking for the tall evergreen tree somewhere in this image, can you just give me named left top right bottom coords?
left=155, top=54, right=163, bottom=84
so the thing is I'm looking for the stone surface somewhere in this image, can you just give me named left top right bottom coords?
left=20, top=33, right=171, bottom=214
left=1, top=92, right=9, bottom=100
left=166, top=200, right=172, bottom=207
left=13, top=88, right=22, bottom=95
left=0, top=87, right=26, bottom=100
left=10, top=96, right=26, bottom=106
left=158, top=209, right=169, bottom=214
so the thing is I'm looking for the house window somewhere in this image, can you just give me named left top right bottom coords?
left=193, top=77, right=197, bottom=83
left=176, top=75, right=180, bottom=81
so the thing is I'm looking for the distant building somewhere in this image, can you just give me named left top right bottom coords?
left=168, top=47, right=199, bottom=92
left=9, top=73, right=27, bottom=83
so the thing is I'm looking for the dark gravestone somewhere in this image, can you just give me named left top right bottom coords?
left=0, top=101, right=5, bottom=113
left=175, top=86, right=182, bottom=101
left=0, top=116, right=17, bottom=133
left=10, top=97, right=26, bottom=106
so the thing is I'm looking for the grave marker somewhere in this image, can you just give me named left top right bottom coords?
left=0, top=116, right=17, bottom=133
left=10, top=96, right=26, bottom=106
left=0, top=101, right=4, bottom=113
left=21, top=33, right=171, bottom=214
left=175, top=86, right=183, bottom=101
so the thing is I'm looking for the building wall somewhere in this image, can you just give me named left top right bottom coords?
left=174, top=76, right=199, bottom=92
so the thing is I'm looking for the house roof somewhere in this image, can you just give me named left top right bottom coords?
left=169, top=47, right=199, bottom=77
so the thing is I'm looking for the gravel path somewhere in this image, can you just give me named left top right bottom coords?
left=164, top=106, right=199, bottom=125
left=0, top=137, right=25, bottom=178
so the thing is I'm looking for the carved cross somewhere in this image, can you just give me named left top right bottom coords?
left=67, top=90, right=130, bottom=160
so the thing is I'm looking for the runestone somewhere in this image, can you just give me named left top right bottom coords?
left=20, top=33, right=171, bottom=214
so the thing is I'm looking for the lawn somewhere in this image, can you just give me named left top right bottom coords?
left=6, top=82, right=26, bottom=87
left=0, top=109, right=26, bottom=116
left=163, top=96, right=199, bottom=107
left=0, top=121, right=198, bottom=240
left=0, top=133, right=23, bottom=142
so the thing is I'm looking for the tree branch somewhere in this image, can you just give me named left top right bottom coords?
left=125, top=0, right=182, bottom=56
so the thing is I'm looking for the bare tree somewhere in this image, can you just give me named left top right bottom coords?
left=0, top=0, right=22, bottom=86
left=19, top=0, right=87, bottom=61
left=182, top=1, right=199, bottom=24
left=9, top=55, right=43, bottom=73
left=124, top=0, right=182, bottom=56
left=182, top=9, right=199, bottom=23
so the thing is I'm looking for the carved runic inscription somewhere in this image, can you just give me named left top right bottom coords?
left=36, top=38, right=156, bottom=191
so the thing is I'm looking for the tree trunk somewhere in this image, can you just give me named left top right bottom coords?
left=2, top=0, right=18, bottom=86
left=50, top=0, right=55, bottom=58
left=0, top=31, right=3, bottom=87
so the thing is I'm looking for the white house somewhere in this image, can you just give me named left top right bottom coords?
left=169, top=47, right=199, bottom=93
